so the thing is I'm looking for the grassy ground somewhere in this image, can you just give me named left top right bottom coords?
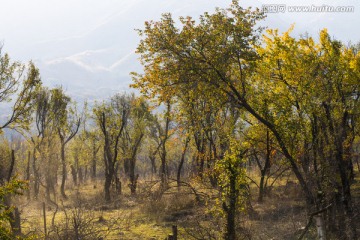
left=14, top=170, right=360, bottom=239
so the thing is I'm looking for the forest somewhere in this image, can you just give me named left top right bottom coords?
left=0, top=1, right=359, bottom=239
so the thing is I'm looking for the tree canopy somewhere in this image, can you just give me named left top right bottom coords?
left=132, top=1, right=360, bottom=238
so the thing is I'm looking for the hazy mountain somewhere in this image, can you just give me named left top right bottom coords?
left=19, top=0, right=244, bottom=102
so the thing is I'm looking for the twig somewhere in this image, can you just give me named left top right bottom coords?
left=246, top=176, right=259, bottom=188
left=269, top=167, right=290, bottom=188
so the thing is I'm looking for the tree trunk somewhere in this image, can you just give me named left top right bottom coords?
left=60, top=143, right=67, bottom=199
left=177, top=138, right=189, bottom=190
left=43, top=202, right=47, bottom=239
left=160, top=134, right=168, bottom=188
left=104, top=172, right=112, bottom=202
left=223, top=172, right=237, bottom=240
left=160, top=139, right=168, bottom=189
left=104, top=147, right=115, bottom=202
left=129, top=173, right=138, bottom=195
left=4, top=151, right=22, bottom=236
left=160, top=102, right=170, bottom=188
left=12, top=207, right=21, bottom=236
left=71, top=165, right=77, bottom=186
left=5, top=200, right=22, bottom=237
left=115, top=177, right=122, bottom=195
left=74, top=153, right=80, bottom=185
left=197, top=151, right=205, bottom=179
left=129, top=159, right=136, bottom=194
left=128, top=134, right=143, bottom=195
left=355, top=156, right=360, bottom=172
left=160, top=153, right=167, bottom=188
left=124, top=158, right=130, bottom=176
left=84, top=166, right=88, bottom=182
left=32, top=149, right=40, bottom=200
left=315, top=215, right=326, bottom=240
left=104, top=142, right=117, bottom=202
left=259, top=130, right=272, bottom=202
left=26, top=151, right=31, bottom=200
left=258, top=171, right=265, bottom=203
left=45, top=174, right=52, bottom=202
left=78, top=167, right=83, bottom=184
left=92, top=156, right=96, bottom=180
left=150, top=155, right=157, bottom=174
left=91, top=143, right=98, bottom=180
left=334, top=135, right=357, bottom=239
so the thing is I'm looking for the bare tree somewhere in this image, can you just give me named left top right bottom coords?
left=94, top=94, right=130, bottom=202
left=50, top=87, right=81, bottom=199
left=121, top=96, right=150, bottom=194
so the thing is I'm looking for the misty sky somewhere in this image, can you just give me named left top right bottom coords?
left=0, top=0, right=359, bottom=100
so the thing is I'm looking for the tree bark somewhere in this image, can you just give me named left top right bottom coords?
left=91, top=141, right=100, bottom=180
left=223, top=170, right=237, bottom=240
left=26, top=151, right=31, bottom=200
left=129, top=134, right=144, bottom=195
left=32, top=149, right=40, bottom=200
left=71, top=165, right=77, bottom=186
left=4, top=198, right=22, bottom=237
left=150, top=155, right=157, bottom=175
left=177, top=138, right=189, bottom=190
left=315, top=215, right=326, bottom=240
left=78, top=167, right=83, bottom=184
left=4, top=150, right=22, bottom=236
left=104, top=166, right=113, bottom=202
left=258, top=130, right=272, bottom=203
left=60, top=143, right=67, bottom=199
left=160, top=102, right=171, bottom=189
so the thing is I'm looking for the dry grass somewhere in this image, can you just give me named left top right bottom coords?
left=12, top=171, right=360, bottom=239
